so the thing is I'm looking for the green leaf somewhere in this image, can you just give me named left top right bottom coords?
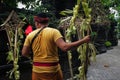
left=60, top=9, right=73, bottom=16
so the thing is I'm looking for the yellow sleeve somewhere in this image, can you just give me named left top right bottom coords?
left=53, top=29, right=63, bottom=42
left=23, top=35, right=31, bottom=47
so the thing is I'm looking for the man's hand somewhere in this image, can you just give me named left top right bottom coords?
left=82, top=35, right=90, bottom=43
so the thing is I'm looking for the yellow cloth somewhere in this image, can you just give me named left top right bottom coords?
left=23, top=27, right=63, bottom=73
left=32, top=69, right=63, bottom=80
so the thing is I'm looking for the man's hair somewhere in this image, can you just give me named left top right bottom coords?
left=36, top=12, right=48, bottom=18
left=34, top=12, right=49, bottom=24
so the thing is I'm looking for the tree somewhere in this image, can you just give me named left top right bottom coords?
left=1, top=0, right=35, bottom=8
left=101, top=0, right=120, bottom=42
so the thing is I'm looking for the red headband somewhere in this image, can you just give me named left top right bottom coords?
left=34, top=16, right=49, bottom=23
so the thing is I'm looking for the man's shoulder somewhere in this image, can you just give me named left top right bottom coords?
left=30, top=29, right=39, bottom=34
left=46, top=27, right=59, bottom=31
left=27, top=29, right=39, bottom=37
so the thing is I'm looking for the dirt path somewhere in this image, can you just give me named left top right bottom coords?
left=87, top=40, right=120, bottom=80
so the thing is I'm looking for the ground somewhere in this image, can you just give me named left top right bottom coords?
left=87, top=40, right=120, bottom=80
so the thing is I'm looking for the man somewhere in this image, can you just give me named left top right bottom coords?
left=22, top=12, right=90, bottom=80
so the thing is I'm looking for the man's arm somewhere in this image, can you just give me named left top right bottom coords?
left=22, top=46, right=31, bottom=57
left=56, top=35, right=90, bottom=52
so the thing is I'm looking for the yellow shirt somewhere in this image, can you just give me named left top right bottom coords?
left=23, top=27, right=63, bottom=73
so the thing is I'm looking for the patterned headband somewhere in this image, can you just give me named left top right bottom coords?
left=34, top=16, right=49, bottom=23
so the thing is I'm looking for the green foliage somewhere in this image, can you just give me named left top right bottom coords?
left=101, top=0, right=114, bottom=8
left=60, top=9, right=73, bottom=16
left=18, top=12, right=34, bottom=28
left=2, top=0, right=17, bottom=8
left=90, top=32, right=97, bottom=41
left=101, top=0, right=120, bottom=40
left=7, top=51, right=14, bottom=63
left=104, top=41, right=112, bottom=47
left=17, top=1, right=58, bottom=28
left=2, top=0, right=36, bottom=8
left=18, top=0, right=36, bottom=5
left=2, top=0, right=59, bottom=28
